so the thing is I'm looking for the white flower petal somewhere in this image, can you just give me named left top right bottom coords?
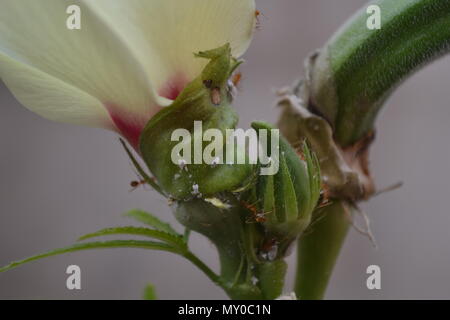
left=0, top=0, right=164, bottom=147
left=0, top=52, right=112, bottom=129
left=0, top=0, right=256, bottom=148
left=88, top=0, right=256, bottom=99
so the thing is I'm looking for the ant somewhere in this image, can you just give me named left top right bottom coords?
left=227, top=72, right=243, bottom=99
left=260, top=237, right=278, bottom=253
left=129, top=179, right=147, bottom=192
left=259, top=237, right=279, bottom=261
left=255, top=10, right=266, bottom=30
left=317, top=184, right=332, bottom=209
left=231, top=72, right=242, bottom=87
left=241, top=201, right=270, bottom=223
left=129, top=173, right=158, bottom=192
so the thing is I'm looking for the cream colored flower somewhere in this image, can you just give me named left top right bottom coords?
left=0, top=0, right=255, bottom=148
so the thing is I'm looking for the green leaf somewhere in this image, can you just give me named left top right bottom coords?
left=0, top=226, right=222, bottom=294
left=183, top=228, right=191, bottom=243
left=0, top=240, right=179, bottom=273
left=124, top=209, right=179, bottom=236
left=78, top=226, right=187, bottom=250
left=143, top=283, right=158, bottom=300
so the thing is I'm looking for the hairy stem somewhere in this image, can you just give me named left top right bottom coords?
left=292, top=0, right=450, bottom=300
left=174, top=197, right=264, bottom=299
left=295, top=202, right=350, bottom=300
left=311, top=0, right=450, bottom=146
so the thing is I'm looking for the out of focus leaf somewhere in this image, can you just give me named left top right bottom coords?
left=0, top=240, right=179, bottom=272
left=124, top=209, right=179, bottom=236
left=143, top=283, right=158, bottom=300
left=78, top=226, right=187, bottom=250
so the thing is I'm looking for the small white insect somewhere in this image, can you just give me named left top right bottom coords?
left=178, top=159, right=188, bottom=171
left=267, top=245, right=278, bottom=261
left=191, top=184, right=200, bottom=196
left=210, top=157, right=220, bottom=167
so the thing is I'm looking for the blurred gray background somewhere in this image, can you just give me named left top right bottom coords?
left=1, top=0, right=450, bottom=299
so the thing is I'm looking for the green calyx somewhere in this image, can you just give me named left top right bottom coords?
left=250, top=122, right=321, bottom=247
left=139, top=44, right=253, bottom=200
left=136, top=45, right=323, bottom=300
left=138, top=46, right=303, bottom=300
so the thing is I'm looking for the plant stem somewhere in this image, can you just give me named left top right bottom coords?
left=293, top=0, right=450, bottom=299
left=174, top=197, right=264, bottom=299
left=310, top=0, right=450, bottom=146
left=183, top=251, right=224, bottom=288
left=294, top=202, right=350, bottom=300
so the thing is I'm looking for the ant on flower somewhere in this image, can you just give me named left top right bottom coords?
left=241, top=201, right=270, bottom=223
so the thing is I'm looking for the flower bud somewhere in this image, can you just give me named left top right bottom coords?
left=251, top=122, right=321, bottom=242
left=139, top=44, right=254, bottom=199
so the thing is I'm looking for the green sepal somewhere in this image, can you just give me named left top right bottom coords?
left=140, top=44, right=254, bottom=199
left=257, top=174, right=276, bottom=225
left=274, top=154, right=298, bottom=223
left=251, top=122, right=321, bottom=239
left=256, top=260, right=288, bottom=300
